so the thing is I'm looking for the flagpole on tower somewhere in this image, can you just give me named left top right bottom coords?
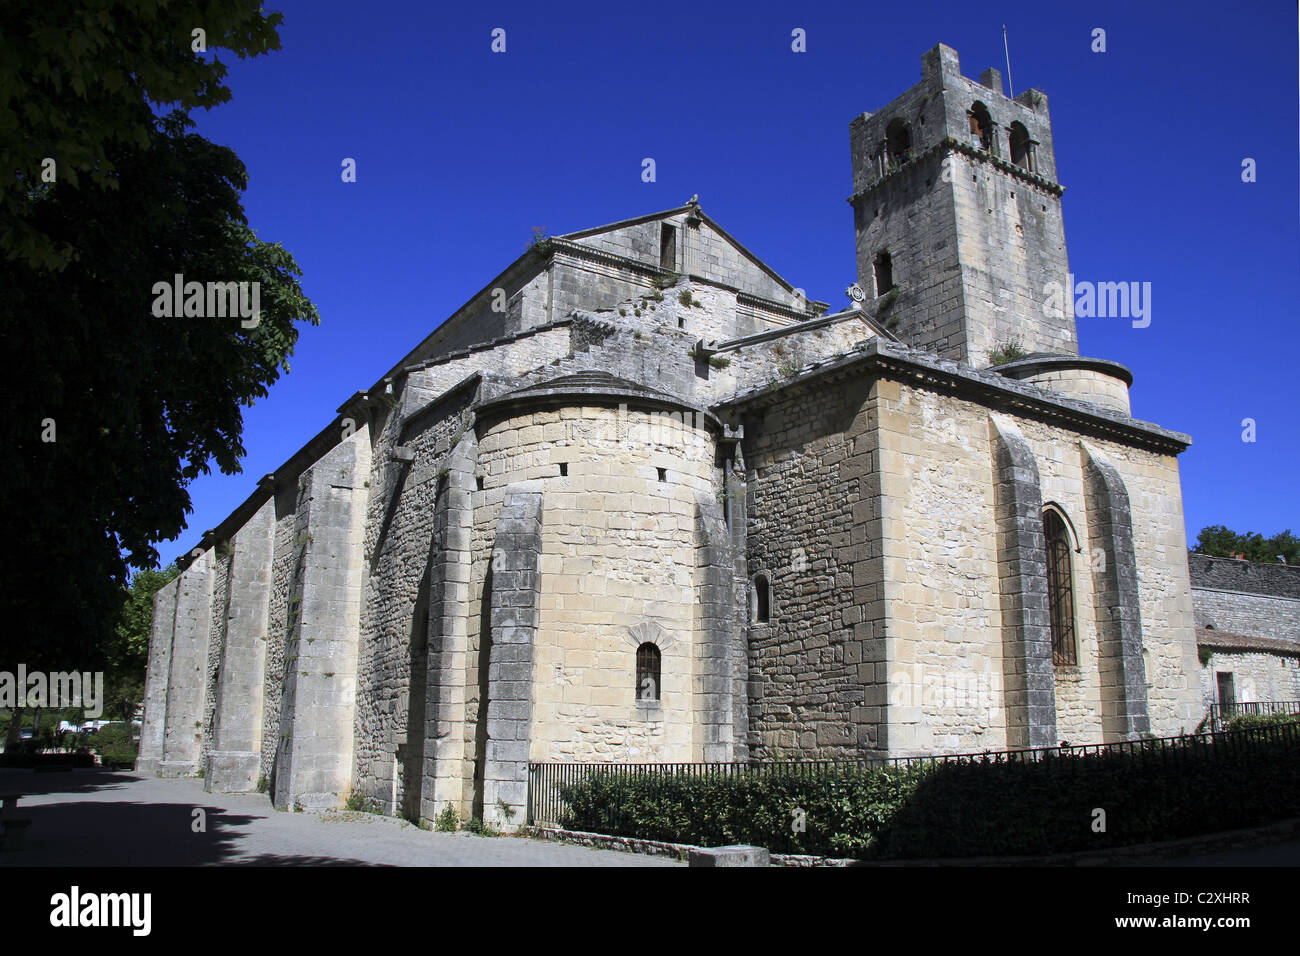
left=1003, top=25, right=1014, bottom=96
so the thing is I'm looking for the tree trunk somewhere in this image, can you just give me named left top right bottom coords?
left=5, top=706, right=23, bottom=749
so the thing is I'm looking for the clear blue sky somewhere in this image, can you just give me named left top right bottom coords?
left=169, top=0, right=1298, bottom=564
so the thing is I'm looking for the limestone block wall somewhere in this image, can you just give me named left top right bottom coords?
left=1009, top=417, right=1200, bottom=737
left=272, top=432, right=371, bottom=810
left=201, top=550, right=231, bottom=767
left=419, top=430, right=477, bottom=822
left=481, top=486, right=544, bottom=828
left=876, top=382, right=1007, bottom=753
left=1199, top=649, right=1300, bottom=709
left=1024, top=368, right=1131, bottom=416
left=1087, top=443, right=1201, bottom=734
left=497, top=282, right=867, bottom=417
left=569, top=214, right=797, bottom=307
left=473, top=402, right=721, bottom=767
left=847, top=376, right=1197, bottom=752
left=950, top=158, right=1073, bottom=365
left=1188, top=553, right=1300, bottom=602
left=850, top=43, right=1073, bottom=365
left=743, top=376, right=883, bottom=757
left=1192, top=588, right=1300, bottom=642
left=353, top=382, right=475, bottom=817
left=702, top=313, right=878, bottom=405
left=389, top=260, right=546, bottom=371
left=852, top=152, right=965, bottom=356
left=402, top=323, right=573, bottom=406
left=160, top=552, right=214, bottom=774
left=1080, top=444, right=1151, bottom=738
left=988, top=415, right=1055, bottom=750
left=207, top=498, right=275, bottom=792
left=138, top=577, right=180, bottom=774
left=260, top=484, right=300, bottom=786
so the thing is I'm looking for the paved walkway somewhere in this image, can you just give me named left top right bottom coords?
left=0, top=769, right=679, bottom=866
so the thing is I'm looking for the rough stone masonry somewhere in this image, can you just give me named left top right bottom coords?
left=141, top=44, right=1231, bottom=829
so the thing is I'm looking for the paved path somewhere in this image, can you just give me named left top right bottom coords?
left=0, top=769, right=679, bottom=867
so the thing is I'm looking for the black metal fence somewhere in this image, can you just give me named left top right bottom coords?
left=527, top=721, right=1300, bottom=827
left=1207, top=699, right=1300, bottom=731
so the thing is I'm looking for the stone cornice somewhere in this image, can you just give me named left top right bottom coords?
left=847, top=136, right=1064, bottom=204
left=716, top=338, right=1191, bottom=456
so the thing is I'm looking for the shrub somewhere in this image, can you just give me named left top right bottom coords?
left=434, top=805, right=459, bottom=832
left=1223, top=711, right=1300, bottom=731
left=344, top=791, right=383, bottom=814
left=464, top=817, right=500, bottom=837
left=92, top=722, right=138, bottom=769
left=987, top=339, right=1029, bottom=366
left=555, top=727, right=1300, bottom=860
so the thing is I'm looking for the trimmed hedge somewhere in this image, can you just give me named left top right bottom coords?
left=0, top=748, right=95, bottom=769
left=1223, top=711, right=1300, bottom=731
left=555, top=726, right=1300, bottom=859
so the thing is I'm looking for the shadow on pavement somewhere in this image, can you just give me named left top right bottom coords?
left=0, top=769, right=386, bottom=866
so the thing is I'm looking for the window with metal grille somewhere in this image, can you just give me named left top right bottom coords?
left=636, top=643, right=661, bottom=701
left=1044, top=509, right=1077, bottom=666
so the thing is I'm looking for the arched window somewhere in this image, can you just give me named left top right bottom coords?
left=752, top=574, right=770, bottom=624
left=884, top=118, right=911, bottom=169
left=636, top=643, right=661, bottom=701
left=969, top=102, right=994, bottom=152
left=873, top=251, right=894, bottom=295
left=1044, top=509, right=1077, bottom=665
left=1009, top=122, right=1034, bottom=171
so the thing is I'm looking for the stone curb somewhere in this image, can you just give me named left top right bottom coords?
left=522, top=816, right=1300, bottom=867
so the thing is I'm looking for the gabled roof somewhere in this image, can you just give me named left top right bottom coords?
left=561, top=202, right=808, bottom=299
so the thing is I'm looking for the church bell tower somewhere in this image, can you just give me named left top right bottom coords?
left=849, top=44, right=1077, bottom=366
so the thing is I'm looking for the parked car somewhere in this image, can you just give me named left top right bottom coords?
left=18, top=727, right=34, bottom=740
left=79, top=720, right=110, bottom=734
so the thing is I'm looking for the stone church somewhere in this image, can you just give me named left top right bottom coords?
left=139, top=44, right=1207, bottom=826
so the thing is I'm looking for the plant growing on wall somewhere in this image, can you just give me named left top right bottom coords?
left=987, top=339, right=1029, bottom=366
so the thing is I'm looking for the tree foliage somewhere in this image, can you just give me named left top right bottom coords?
left=1194, top=525, right=1300, bottom=566
left=104, top=565, right=180, bottom=721
left=1, top=0, right=284, bottom=270
left=0, top=3, right=318, bottom=673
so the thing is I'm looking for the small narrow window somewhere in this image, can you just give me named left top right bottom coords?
left=752, top=574, right=770, bottom=624
left=873, top=251, right=894, bottom=296
left=1044, top=509, right=1076, bottom=666
left=657, top=467, right=667, bottom=482
left=660, top=224, right=676, bottom=271
left=678, top=317, right=685, bottom=329
left=558, top=462, right=568, bottom=477
left=476, top=475, right=484, bottom=490
left=636, top=643, right=661, bottom=701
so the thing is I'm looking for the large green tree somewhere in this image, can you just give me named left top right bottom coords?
left=104, top=564, right=180, bottom=722
left=0, top=3, right=319, bottom=676
left=1194, top=526, right=1300, bottom=565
